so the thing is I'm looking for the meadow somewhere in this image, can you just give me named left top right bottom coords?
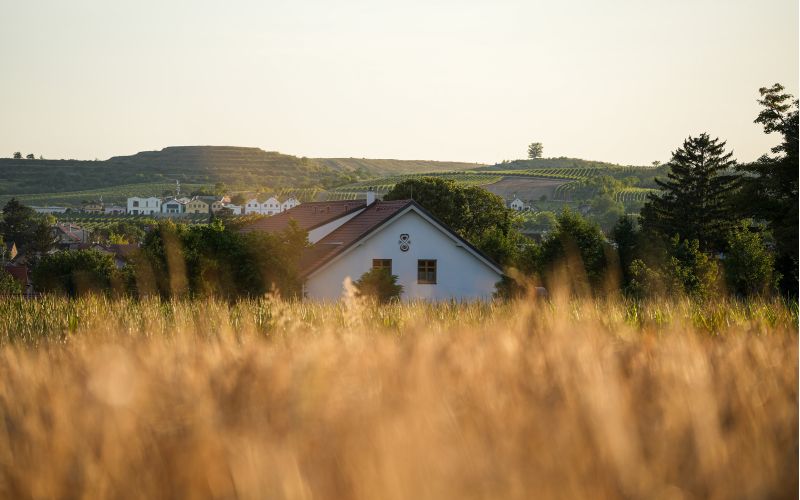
left=0, top=290, right=796, bottom=499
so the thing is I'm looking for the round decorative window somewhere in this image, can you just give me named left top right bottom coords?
left=398, top=234, right=410, bottom=252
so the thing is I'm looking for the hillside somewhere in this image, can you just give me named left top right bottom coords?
left=314, top=158, right=484, bottom=176
left=476, top=157, right=646, bottom=171
left=0, top=146, right=487, bottom=201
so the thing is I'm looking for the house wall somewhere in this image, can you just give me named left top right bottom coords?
left=305, top=210, right=502, bottom=301
left=127, top=197, right=161, bottom=215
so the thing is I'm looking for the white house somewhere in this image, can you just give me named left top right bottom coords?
left=31, top=206, right=67, bottom=214
left=244, top=199, right=261, bottom=215
left=223, top=203, right=243, bottom=215
left=281, top=197, right=300, bottom=212
left=259, top=196, right=279, bottom=215
left=242, top=194, right=503, bottom=301
left=161, top=198, right=185, bottom=215
left=509, top=197, right=526, bottom=211
left=104, top=205, right=126, bottom=215
left=127, top=197, right=162, bottom=215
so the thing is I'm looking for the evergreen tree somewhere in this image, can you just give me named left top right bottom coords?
left=736, top=83, right=798, bottom=294
left=640, top=134, right=739, bottom=252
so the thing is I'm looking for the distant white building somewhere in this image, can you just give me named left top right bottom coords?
left=509, top=197, right=526, bottom=211
left=127, top=197, right=162, bottom=215
left=31, top=206, right=67, bottom=214
left=223, top=203, right=243, bottom=215
left=244, top=199, right=261, bottom=215
left=261, top=196, right=281, bottom=215
left=162, top=198, right=186, bottom=215
left=281, top=197, right=300, bottom=212
left=104, top=205, right=126, bottom=215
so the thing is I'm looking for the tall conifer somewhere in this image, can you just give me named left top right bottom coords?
left=640, top=134, right=739, bottom=252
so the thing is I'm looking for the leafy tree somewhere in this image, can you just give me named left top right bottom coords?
left=384, top=177, right=518, bottom=265
left=32, top=249, right=118, bottom=297
left=538, top=209, right=611, bottom=293
left=0, top=270, right=22, bottom=295
left=137, top=219, right=307, bottom=299
left=353, top=268, right=403, bottom=303
left=527, top=142, right=543, bottom=159
left=640, top=134, right=740, bottom=252
left=723, top=222, right=778, bottom=297
left=25, top=154, right=34, bottom=160
left=12, top=152, right=21, bottom=159
left=612, top=215, right=640, bottom=289
left=0, top=199, right=56, bottom=254
left=736, top=83, right=798, bottom=294
left=589, top=193, right=624, bottom=233
left=626, top=236, right=719, bottom=300
left=231, top=193, right=246, bottom=205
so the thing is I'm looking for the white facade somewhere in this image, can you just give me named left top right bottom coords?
left=304, top=208, right=503, bottom=301
left=224, top=204, right=243, bottom=215
left=31, top=206, right=67, bottom=214
left=509, top=198, right=526, bottom=211
left=162, top=199, right=185, bottom=214
left=261, top=197, right=281, bottom=215
left=244, top=199, right=261, bottom=214
left=281, top=197, right=300, bottom=211
left=127, top=197, right=162, bottom=215
left=104, top=205, right=126, bottom=215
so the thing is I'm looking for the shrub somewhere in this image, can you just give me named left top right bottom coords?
left=354, top=268, right=403, bottom=303
left=723, top=222, right=778, bottom=296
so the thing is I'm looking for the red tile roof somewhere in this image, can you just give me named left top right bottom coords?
left=299, top=200, right=413, bottom=276
left=240, top=200, right=367, bottom=234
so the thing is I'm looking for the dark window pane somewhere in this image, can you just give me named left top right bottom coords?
left=372, top=259, right=392, bottom=273
left=417, top=260, right=437, bottom=284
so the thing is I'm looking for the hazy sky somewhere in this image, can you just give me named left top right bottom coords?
left=1, top=0, right=797, bottom=165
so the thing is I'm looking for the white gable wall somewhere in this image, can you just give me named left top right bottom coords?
left=305, top=209, right=502, bottom=300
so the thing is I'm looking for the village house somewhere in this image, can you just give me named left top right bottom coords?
left=261, top=196, right=281, bottom=215
left=509, top=197, right=527, bottom=211
left=185, top=198, right=210, bottom=214
left=53, top=223, right=91, bottom=250
left=241, top=193, right=503, bottom=300
left=281, top=197, right=300, bottom=212
left=223, top=203, right=243, bottom=215
left=31, top=206, right=68, bottom=214
left=127, top=197, right=162, bottom=215
left=244, top=198, right=261, bottom=215
left=82, top=201, right=104, bottom=214
left=104, top=205, right=126, bottom=215
left=162, top=198, right=186, bottom=215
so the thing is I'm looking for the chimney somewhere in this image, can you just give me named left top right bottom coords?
left=366, top=187, right=376, bottom=206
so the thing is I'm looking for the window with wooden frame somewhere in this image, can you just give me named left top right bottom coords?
left=372, top=259, right=392, bottom=274
left=417, top=259, right=437, bottom=284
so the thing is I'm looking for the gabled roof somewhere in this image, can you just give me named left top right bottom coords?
left=241, top=200, right=367, bottom=234
left=300, top=200, right=503, bottom=279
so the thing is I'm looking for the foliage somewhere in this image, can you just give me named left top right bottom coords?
left=736, top=83, right=798, bottom=294
left=136, top=219, right=307, bottom=299
left=723, top=222, right=778, bottom=297
left=0, top=198, right=56, bottom=255
left=527, top=142, right=543, bottom=159
left=624, top=237, right=718, bottom=301
left=31, top=249, right=120, bottom=297
left=640, top=134, right=740, bottom=253
left=0, top=270, right=21, bottom=295
left=353, top=268, right=403, bottom=303
left=384, top=177, right=519, bottom=266
left=538, top=209, right=612, bottom=293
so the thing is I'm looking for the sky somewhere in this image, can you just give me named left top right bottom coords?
left=1, top=0, right=797, bottom=165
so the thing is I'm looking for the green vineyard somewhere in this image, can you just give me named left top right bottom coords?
left=614, top=188, right=659, bottom=203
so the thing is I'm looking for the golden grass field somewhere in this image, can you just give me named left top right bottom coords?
left=0, top=292, right=796, bottom=499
